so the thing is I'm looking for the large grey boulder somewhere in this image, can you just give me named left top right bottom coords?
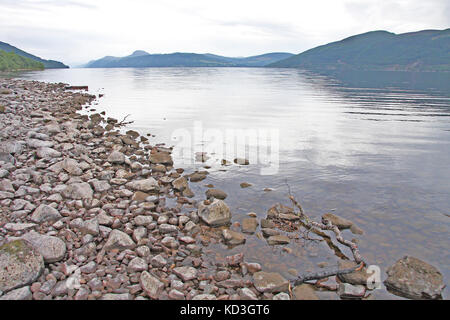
left=0, top=240, right=44, bottom=293
left=30, top=204, right=61, bottom=223
left=21, top=231, right=66, bottom=263
left=384, top=256, right=445, bottom=299
left=0, top=286, right=32, bottom=300
left=198, top=199, right=232, bottom=227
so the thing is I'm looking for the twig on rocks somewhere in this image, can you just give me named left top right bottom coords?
left=283, top=187, right=367, bottom=287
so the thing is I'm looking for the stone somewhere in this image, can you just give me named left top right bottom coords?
left=239, top=288, right=258, bottom=300
left=234, top=158, right=249, bottom=165
left=36, top=147, right=61, bottom=159
left=168, top=289, right=185, bottom=300
left=198, top=199, right=232, bottom=227
left=192, top=294, right=217, bottom=300
left=104, top=230, right=136, bottom=251
left=140, top=271, right=164, bottom=299
left=91, top=179, right=111, bottom=192
left=226, top=253, right=244, bottom=266
left=189, top=172, right=207, bottom=182
left=384, top=256, right=445, bottom=300
left=337, top=260, right=371, bottom=285
left=241, top=217, right=258, bottom=234
left=62, top=182, right=93, bottom=199
left=205, top=188, right=227, bottom=200
left=0, top=240, right=44, bottom=293
left=151, top=254, right=167, bottom=267
left=30, top=204, right=62, bottom=223
left=126, top=178, right=159, bottom=193
left=132, top=191, right=150, bottom=202
left=240, top=182, right=252, bottom=188
left=253, top=272, right=289, bottom=293
left=222, top=229, right=246, bottom=246
left=0, top=141, right=23, bottom=155
left=173, top=266, right=198, bottom=282
left=273, top=292, right=290, bottom=300
left=172, top=176, right=188, bottom=191
left=267, top=235, right=290, bottom=245
left=101, top=293, right=132, bottom=300
left=322, top=213, right=353, bottom=229
left=4, top=223, right=36, bottom=232
left=159, top=223, right=177, bottom=234
left=338, top=283, right=366, bottom=299
left=21, top=231, right=67, bottom=263
left=261, top=228, right=280, bottom=237
left=107, top=151, right=125, bottom=164
left=150, top=151, right=173, bottom=165
left=293, top=284, right=319, bottom=300
left=128, top=257, right=148, bottom=272
left=0, top=286, right=32, bottom=300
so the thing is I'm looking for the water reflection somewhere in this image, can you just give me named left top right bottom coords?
left=17, top=67, right=450, bottom=299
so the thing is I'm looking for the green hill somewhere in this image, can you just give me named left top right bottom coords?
left=269, top=29, right=450, bottom=72
left=0, top=50, right=44, bottom=71
left=85, top=51, right=293, bottom=68
left=0, top=41, right=68, bottom=69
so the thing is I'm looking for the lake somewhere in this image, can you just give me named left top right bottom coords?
left=17, top=67, right=450, bottom=299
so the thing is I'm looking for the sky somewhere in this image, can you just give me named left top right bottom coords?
left=0, top=0, right=449, bottom=66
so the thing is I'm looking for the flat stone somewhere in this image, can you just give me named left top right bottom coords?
left=198, top=199, right=232, bottom=227
left=267, top=235, right=290, bottom=245
left=172, top=176, right=188, bottom=191
left=173, top=266, right=198, bottom=281
left=322, top=213, right=353, bottom=229
left=127, top=257, right=148, bottom=272
left=0, top=286, right=32, bottom=300
left=30, top=204, right=62, bottom=223
left=189, top=172, right=207, bottom=182
left=192, top=294, right=217, bottom=300
left=36, top=147, right=61, bottom=159
left=126, top=178, right=159, bottom=193
left=4, top=223, right=36, bottom=232
left=273, top=292, right=290, bottom=300
left=101, top=293, right=132, bottom=300
left=338, top=283, right=366, bottom=299
left=253, top=272, right=289, bottom=293
left=0, top=240, right=44, bottom=293
left=91, top=179, right=111, bottom=192
left=132, top=191, right=150, bottom=202
left=62, top=182, right=93, bottom=199
left=384, top=256, right=445, bottom=299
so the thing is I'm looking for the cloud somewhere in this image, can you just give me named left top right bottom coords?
left=0, top=0, right=448, bottom=66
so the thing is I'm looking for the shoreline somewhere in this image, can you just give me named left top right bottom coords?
left=0, top=78, right=445, bottom=300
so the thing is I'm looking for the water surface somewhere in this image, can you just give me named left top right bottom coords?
left=18, top=68, right=450, bottom=299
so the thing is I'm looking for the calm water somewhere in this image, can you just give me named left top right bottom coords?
left=18, top=68, right=450, bottom=299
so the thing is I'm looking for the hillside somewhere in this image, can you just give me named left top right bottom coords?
left=85, top=51, right=294, bottom=68
left=0, top=50, right=44, bottom=71
left=0, top=41, right=69, bottom=69
left=269, top=29, right=450, bottom=71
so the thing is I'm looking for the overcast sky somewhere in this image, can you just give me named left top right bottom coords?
left=1, top=0, right=449, bottom=66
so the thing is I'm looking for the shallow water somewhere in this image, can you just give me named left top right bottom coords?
left=18, top=67, right=450, bottom=299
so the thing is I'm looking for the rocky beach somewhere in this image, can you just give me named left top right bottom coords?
left=0, top=78, right=445, bottom=301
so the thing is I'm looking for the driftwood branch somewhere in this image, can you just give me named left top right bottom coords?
left=117, top=114, right=134, bottom=126
left=282, top=190, right=367, bottom=289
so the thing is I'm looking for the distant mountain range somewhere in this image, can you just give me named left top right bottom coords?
left=0, top=41, right=68, bottom=69
left=84, top=51, right=294, bottom=68
left=269, top=29, right=450, bottom=72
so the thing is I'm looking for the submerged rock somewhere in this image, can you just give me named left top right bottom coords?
left=293, top=284, right=319, bottom=300
left=253, top=272, right=289, bottom=293
left=222, top=229, right=246, bottom=246
left=384, top=256, right=445, bottom=300
left=205, top=188, right=227, bottom=200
